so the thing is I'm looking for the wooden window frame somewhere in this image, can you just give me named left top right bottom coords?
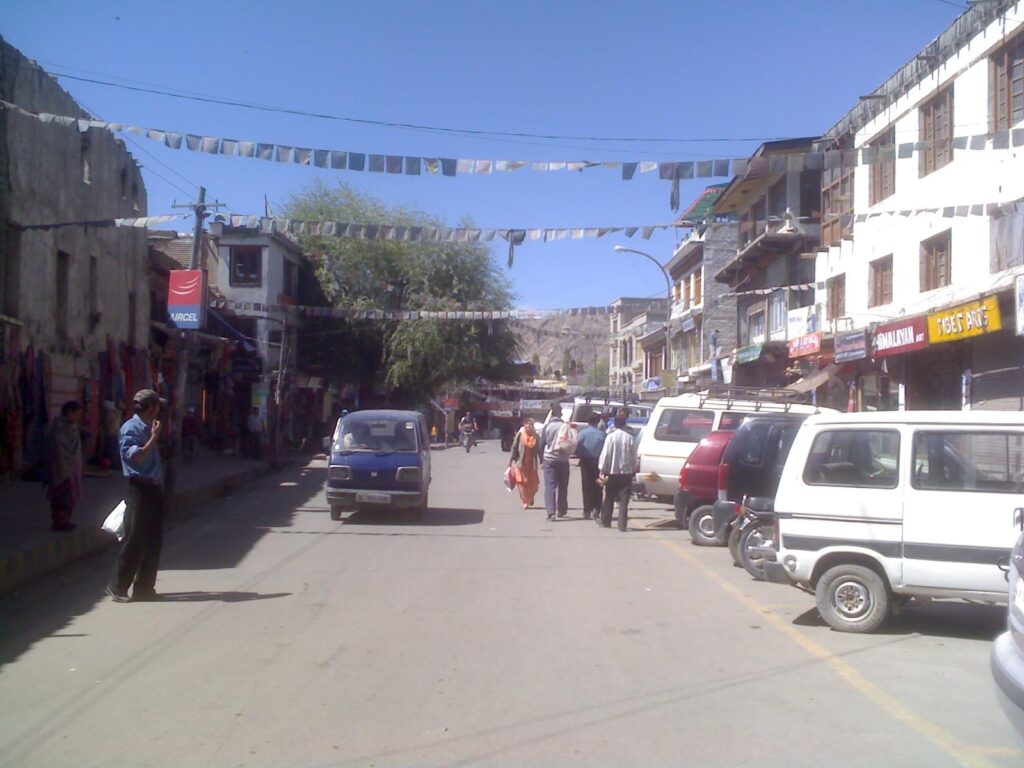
left=920, top=230, right=952, bottom=292
left=827, top=274, right=846, bottom=322
left=230, top=246, right=262, bottom=287
left=820, top=136, right=854, bottom=247
left=991, top=31, right=1024, bottom=133
left=869, top=127, right=896, bottom=205
left=919, top=88, right=954, bottom=177
left=868, top=255, right=893, bottom=308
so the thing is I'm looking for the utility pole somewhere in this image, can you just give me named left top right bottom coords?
left=167, top=187, right=224, bottom=494
left=274, top=321, right=290, bottom=465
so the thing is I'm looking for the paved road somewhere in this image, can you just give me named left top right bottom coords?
left=1, top=441, right=1021, bottom=768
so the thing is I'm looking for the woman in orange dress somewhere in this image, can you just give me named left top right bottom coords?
left=509, top=418, right=540, bottom=509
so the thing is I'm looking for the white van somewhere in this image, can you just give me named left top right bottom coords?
left=636, top=391, right=827, bottom=500
left=765, top=411, right=1024, bottom=633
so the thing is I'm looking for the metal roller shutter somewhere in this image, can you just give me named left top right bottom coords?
left=971, top=333, right=1024, bottom=411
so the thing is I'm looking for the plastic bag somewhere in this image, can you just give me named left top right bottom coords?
left=554, top=421, right=579, bottom=456
left=102, top=499, right=126, bottom=541
left=503, top=465, right=517, bottom=492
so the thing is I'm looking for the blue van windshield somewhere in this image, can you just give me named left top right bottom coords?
left=337, top=419, right=419, bottom=453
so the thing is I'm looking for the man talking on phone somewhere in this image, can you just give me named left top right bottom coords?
left=106, top=389, right=167, bottom=603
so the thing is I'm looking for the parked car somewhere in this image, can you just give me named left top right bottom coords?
left=706, top=414, right=807, bottom=567
left=636, top=389, right=826, bottom=501
left=673, top=430, right=735, bottom=541
left=323, top=410, right=432, bottom=520
left=992, top=522, right=1024, bottom=740
left=764, top=411, right=1024, bottom=633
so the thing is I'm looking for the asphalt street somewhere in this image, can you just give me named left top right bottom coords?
left=0, top=441, right=1021, bottom=768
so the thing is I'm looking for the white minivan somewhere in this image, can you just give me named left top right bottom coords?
left=765, top=411, right=1024, bottom=633
left=636, top=391, right=827, bottom=500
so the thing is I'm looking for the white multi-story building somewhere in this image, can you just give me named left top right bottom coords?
left=608, top=297, right=668, bottom=395
left=815, top=0, right=1024, bottom=411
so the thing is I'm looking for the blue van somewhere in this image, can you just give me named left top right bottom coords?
left=324, top=410, right=431, bottom=520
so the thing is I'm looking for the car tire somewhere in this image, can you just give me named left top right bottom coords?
left=815, top=564, right=891, bottom=633
left=738, top=523, right=771, bottom=580
left=329, top=506, right=343, bottom=522
left=687, top=505, right=719, bottom=546
left=727, top=524, right=743, bottom=567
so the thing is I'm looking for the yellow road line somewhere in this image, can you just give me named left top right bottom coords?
left=656, top=535, right=1017, bottom=768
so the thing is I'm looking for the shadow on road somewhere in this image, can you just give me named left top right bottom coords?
left=793, top=600, right=1007, bottom=641
left=152, top=591, right=291, bottom=603
left=0, top=461, right=324, bottom=669
left=343, top=507, right=485, bottom=526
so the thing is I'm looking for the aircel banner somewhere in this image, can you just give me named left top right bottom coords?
left=168, top=270, right=207, bottom=330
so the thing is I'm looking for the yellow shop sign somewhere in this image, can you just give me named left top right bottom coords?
left=927, top=296, right=1002, bottom=344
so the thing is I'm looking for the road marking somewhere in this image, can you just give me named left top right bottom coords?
left=655, top=535, right=1016, bottom=768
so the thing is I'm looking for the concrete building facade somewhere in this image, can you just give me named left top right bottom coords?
left=0, top=40, right=151, bottom=472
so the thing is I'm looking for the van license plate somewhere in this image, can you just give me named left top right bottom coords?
left=356, top=492, right=390, bottom=504
left=1015, top=579, right=1024, bottom=614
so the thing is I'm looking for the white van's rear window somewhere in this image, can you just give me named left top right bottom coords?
left=653, top=409, right=714, bottom=443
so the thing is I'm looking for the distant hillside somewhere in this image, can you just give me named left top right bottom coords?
left=513, top=315, right=609, bottom=383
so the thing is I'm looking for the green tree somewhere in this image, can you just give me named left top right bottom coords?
left=283, top=180, right=519, bottom=400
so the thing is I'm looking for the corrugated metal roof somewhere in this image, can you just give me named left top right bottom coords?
left=674, top=183, right=728, bottom=226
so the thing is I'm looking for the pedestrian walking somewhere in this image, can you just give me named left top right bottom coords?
left=44, top=400, right=86, bottom=532
left=106, top=389, right=166, bottom=603
left=538, top=402, right=573, bottom=520
left=247, top=407, right=263, bottom=459
left=575, top=413, right=605, bottom=519
left=508, top=417, right=540, bottom=509
left=597, top=411, right=638, bottom=531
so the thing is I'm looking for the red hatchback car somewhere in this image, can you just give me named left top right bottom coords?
left=673, top=430, right=735, bottom=541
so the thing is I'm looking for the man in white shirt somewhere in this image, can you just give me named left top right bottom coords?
left=597, top=411, right=638, bottom=531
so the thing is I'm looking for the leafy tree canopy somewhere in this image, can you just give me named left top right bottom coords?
left=283, top=180, right=519, bottom=399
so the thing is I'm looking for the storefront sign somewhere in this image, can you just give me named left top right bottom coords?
left=873, top=316, right=928, bottom=357
left=788, top=331, right=822, bottom=358
left=167, top=269, right=207, bottom=330
left=681, top=317, right=696, bottom=332
left=1016, top=275, right=1024, bottom=337
left=928, top=296, right=1002, bottom=344
left=787, top=305, right=819, bottom=340
left=834, top=330, right=867, bottom=363
left=736, top=344, right=763, bottom=364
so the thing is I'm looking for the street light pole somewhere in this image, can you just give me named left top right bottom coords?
left=613, top=245, right=673, bottom=389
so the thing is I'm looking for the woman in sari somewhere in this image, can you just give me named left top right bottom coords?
left=44, top=400, right=86, bottom=531
left=509, top=418, right=540, bottom=509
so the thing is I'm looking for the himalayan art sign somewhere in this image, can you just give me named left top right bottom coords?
left=167, top=269, right=207, bottom=330
left=873, top=316, right=928, bottom=358
left=928, top=296, right=1002, bottom=344
left=788, top=332, right=822, bottom=358
left=834, top=330, right=868, bottom=363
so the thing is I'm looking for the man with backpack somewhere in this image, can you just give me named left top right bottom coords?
left=538, top=402, right=575, bottom=521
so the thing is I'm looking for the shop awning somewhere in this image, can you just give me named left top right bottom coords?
left=208, top=309, right=258, bottom=353
left=785, top=364, right=839, bottom=394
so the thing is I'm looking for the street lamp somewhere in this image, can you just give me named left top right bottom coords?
left=613, top=245, right=673, bottom=388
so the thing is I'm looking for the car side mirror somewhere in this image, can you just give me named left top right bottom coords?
left=1015, top=507, right=1024, bottom=531
left=322, top=436, right=332, bottom=450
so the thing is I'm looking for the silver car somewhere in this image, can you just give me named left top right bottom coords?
left=992, top=517, right=1024, bottom=739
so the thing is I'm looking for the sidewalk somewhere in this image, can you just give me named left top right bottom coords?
left=0, top=452, right=273, bottom=593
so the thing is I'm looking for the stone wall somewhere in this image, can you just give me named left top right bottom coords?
left=0, top=39, right=149, bottom=392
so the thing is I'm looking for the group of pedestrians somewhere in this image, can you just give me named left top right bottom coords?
left=507, top=402, right=639, bottom=531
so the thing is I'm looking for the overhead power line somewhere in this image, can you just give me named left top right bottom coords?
left=33, top=65, right=783, bottom=146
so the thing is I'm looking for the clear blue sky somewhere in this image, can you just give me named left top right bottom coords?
left=3, top=0, right=962, bottom=309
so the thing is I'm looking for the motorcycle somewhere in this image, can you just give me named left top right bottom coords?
left=734, top=497, right=775, bottom=581
left=460, top=427, right=477, bottom=453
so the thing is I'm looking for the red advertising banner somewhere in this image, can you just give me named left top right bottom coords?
left=787, top=332, right=822, bottom=358
left=167, top=269, right=207, bottom=330
left=873, top=316, right=928, bottom=358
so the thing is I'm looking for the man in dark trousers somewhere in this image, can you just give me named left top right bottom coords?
left=106, top=389, right=166, bottom=603
left=597, top=411, right=638, bottom=531
left=575, top=414, right=605, bottom=519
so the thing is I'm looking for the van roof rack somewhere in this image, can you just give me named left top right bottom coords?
left=694, top=384, right=800, bottom=412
